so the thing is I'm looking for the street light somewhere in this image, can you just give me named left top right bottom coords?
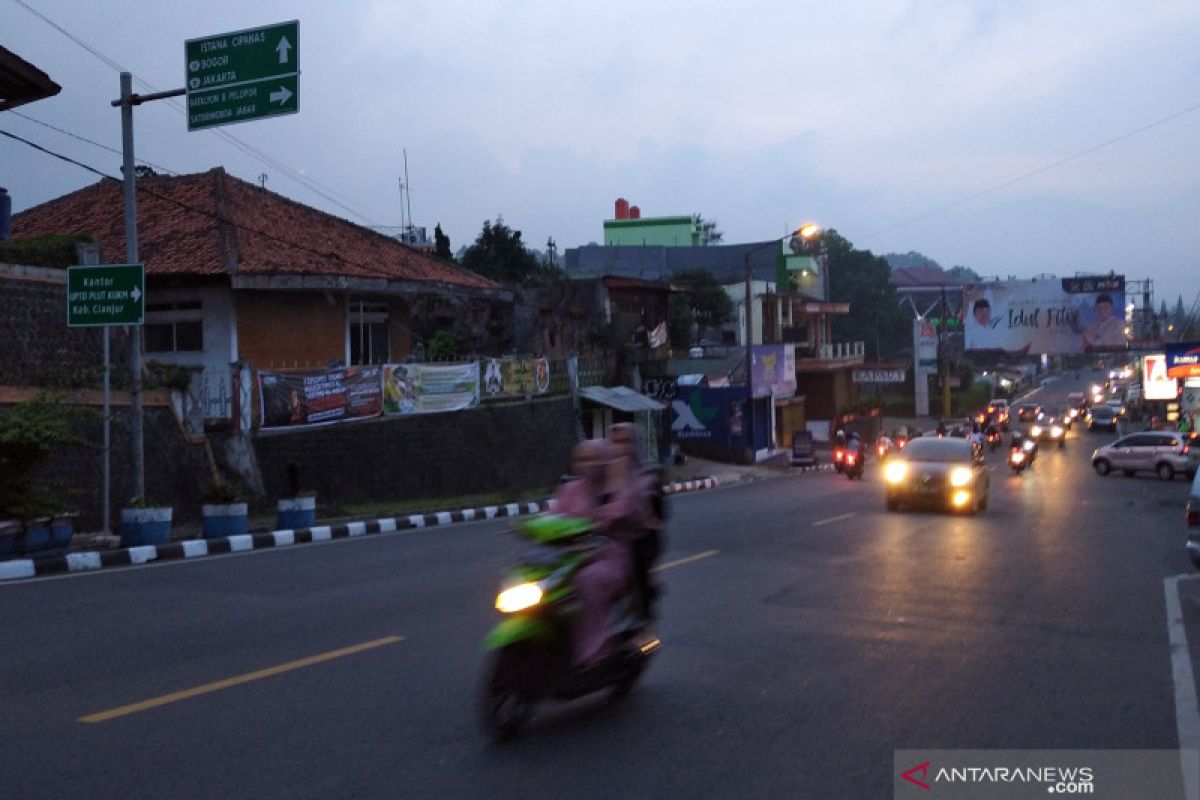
left=743, top=223, right=821, bottom=460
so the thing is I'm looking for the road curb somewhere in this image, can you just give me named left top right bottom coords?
left=0, top=477, right=721, bottom=582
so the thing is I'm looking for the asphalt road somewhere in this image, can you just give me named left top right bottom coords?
left=2, top=369, right=1197, bottom=798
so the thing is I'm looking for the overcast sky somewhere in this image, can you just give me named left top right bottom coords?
left=4, top=0, right=1199, bottom=304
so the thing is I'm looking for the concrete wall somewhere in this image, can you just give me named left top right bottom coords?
left=252, top=396, right=578, bottom=507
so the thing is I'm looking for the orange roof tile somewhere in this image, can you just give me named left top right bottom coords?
left=12, top=167, right=497, bottom=291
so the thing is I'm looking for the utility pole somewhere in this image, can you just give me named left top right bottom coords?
left=939, top=285, right=951, bottom=419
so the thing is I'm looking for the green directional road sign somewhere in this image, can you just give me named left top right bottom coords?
left=185, top=20, right=298, bottom=131
left=67, top=264, right=145, bottom=327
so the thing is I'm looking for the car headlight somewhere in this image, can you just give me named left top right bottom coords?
left=884, top=461, right=908, bottom=484
left=949, top=467, right=973, bottom=487
left=1069, top=409, right=1079, bottom=418
left=1051, top=425, right=1063, bottom=437
left=496, top=582, right=543, bottom=613
left=1023, top=440, right=1035, bottom=451
left=1031, top=425, right=1043, bottom=437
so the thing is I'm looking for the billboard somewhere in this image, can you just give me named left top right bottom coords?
left=258, top=366, right=383, bottom=429
left=1166, top=342, right=1200, bottom=380
left=964, top=276, right=1126, bottom=354
left=1142, top=354, right=1179, bottom=401
left=751, top=344, right=796, bottom=399
left=382, top=362, right=480, bottom=415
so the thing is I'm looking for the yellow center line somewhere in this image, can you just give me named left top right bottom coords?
left=652, top=549, right=718, bottom=573
left=79, top=635, right=405, bottom=724
left=813, top=512, right=857, bottom=527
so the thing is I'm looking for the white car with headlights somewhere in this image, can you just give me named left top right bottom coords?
left=883, top=437, right=991, bottom=515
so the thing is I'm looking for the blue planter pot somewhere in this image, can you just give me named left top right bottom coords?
left=19, top=520, right=52, bottom=555
left=276, top=497, right=316, bottom=530
left=51, top=517, right=75, bottom=549
left=202, top=503, right=248, bottom=539
left=120, top=507, right=173, bottom=547
left=0, top=521, right=21, bottom=559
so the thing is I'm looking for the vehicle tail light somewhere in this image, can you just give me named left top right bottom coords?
left=1184, top=445, right=1191, bottom=455
left=1189, top=509, right=1200, bottom=527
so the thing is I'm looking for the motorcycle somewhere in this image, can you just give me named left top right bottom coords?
left=481, top=514, right=660, bottom=740
left=845, top=448, right=865, bottom=480
left=986, top=430, right=1002, bottom=452
left=1009, top=446, right=1028, bottom=474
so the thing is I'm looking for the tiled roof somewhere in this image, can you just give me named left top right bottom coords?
left=11, top=168, right=497, bottom=291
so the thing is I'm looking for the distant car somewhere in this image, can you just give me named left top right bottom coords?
left=1012, top=402, right=1042, bottom=423
left=1086, top=405, right=1119, bottom=432
left=883, top=436, right=990, bottom=514
left=1091, top=431, right=1198, bottom=481
left=986, top=399, right=1010, bottom=429
left=1102, top=399, right=1128, bottom=417
left=1030, top=411, right=1068, bottom=447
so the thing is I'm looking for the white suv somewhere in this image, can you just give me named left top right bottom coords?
left=1092, top=432, right=1199, bottom=480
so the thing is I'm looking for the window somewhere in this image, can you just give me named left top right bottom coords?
left=349, top=300, right=390, bottom=365
left=143, top=301, right=203, bottom=353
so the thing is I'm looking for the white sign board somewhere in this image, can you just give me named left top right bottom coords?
left=1143, top=354, right=1179, bottom=401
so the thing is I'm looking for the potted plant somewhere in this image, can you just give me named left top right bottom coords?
left=0, top=394, right=91, bottom=559
left=275, top=461, right=316, bottom=530
left=120, top=498, right=173, bottom=548
left=200, top=480, right=248, bottom=539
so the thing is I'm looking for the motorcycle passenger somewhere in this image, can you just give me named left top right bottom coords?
left=608, top=422, right=664, bottom=620
left=552, top=439, right=638, bottom=670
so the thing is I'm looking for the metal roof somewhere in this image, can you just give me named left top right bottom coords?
left=578, top=385, right=665, bottom=413
left=0, top=44, right=61, bottom=111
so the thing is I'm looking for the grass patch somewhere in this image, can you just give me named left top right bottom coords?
left=333, top=485, right=560, bottom=520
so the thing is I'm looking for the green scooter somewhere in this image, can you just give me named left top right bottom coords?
left=480, top=514, right=660, bottom=740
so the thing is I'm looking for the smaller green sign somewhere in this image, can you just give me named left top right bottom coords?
left=67, top=264, right=144, bottom=327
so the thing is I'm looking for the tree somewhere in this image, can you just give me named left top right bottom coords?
left=433, top=223, right=453, bottom=261
left=824, top=230, right=911, bottom=362
left=460, top=216, right=561, bottom=283
left=946, top=265, right=981, bottom=282
left=670, top=268, right=731, bottom=344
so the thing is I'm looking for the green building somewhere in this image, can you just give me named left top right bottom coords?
left=603, top=198, right=702, bottom=246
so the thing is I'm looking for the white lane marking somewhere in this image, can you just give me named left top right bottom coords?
left=652, top=549, right=718, bottom=573
left=1164, top=574, right=1200, bottom=800
left=813, top=512, right=857, bottom=527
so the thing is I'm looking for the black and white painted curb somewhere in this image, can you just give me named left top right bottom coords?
left=0, top=477, right=720, bottom=582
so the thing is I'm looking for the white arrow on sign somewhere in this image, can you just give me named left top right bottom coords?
left=276, top=36, right=293, bottom=64
left=130, top=286, right=142, bottom=303
left=269, top=86, right=293, bottom=105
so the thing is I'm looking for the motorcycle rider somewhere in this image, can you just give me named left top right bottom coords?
left=552, top=439, right=643, bottom=671
left=846, top=431, right=864, bottom=473
left=608, top=422, right=664, bottom=619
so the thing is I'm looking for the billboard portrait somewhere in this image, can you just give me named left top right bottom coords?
left=964, top=276, right=1126, bottom=355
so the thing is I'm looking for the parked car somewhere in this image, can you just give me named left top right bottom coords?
left=883, top=436, right=990, bottom=514
left=1091, top=432, right=1199, bottom=480
left=1085, top=404, right=1119, bottom=432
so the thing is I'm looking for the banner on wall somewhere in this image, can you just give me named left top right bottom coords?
left=964, top=276, right=1127, bottom=354
left=482, top=357, right=551, bottom=398
left=259, top=366, right=383, bottom=429
left=751, top=344, right=796, bottom=399
left=383, top=362, right=480, bottom=415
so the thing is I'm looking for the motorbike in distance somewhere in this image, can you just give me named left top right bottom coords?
left=481, top=514, right=660, bottom=740
left=845, top=444, right=865, bottom=480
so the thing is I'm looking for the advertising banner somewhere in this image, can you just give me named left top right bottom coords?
left=1142, top=353, right=1179, bottom=401
left=482, top=357, right=551, bottom=398
left=259, top=366, right=382, bottom=429
left=383, top=362, right=480, bottom=415
left=915, top=320, right=938, bottom=370
left=964, top=276, right=1126, bottom=354
left=751, top=344, right=796, bottom=399
left=1166, top=342, right=1200, bottom=379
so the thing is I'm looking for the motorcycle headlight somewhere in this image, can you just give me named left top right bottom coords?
left=1023, top=440, right=1035, bottom=451
left=949, top=467, right=973, bottom=487
left=1011, top=451, right=1025, bottom=463
left=884, top=461, right=908, bottom=484
left=496, top=582, right=543, bottom=613
left=1031, top=425, right=1043, bottom=437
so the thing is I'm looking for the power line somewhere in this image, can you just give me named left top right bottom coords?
left=10, top=0, right=383, bottom=226
left=8, top=110, right=177, bottom=175
left=860, top=99, right=1200, bottom=241
left=0, top=127, right=447, bottom=287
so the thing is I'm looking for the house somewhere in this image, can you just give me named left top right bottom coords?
left=12, top=167, right=507, bottom=422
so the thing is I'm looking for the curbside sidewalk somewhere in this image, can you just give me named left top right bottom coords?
left=0, top=477, right=720, bottom=583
